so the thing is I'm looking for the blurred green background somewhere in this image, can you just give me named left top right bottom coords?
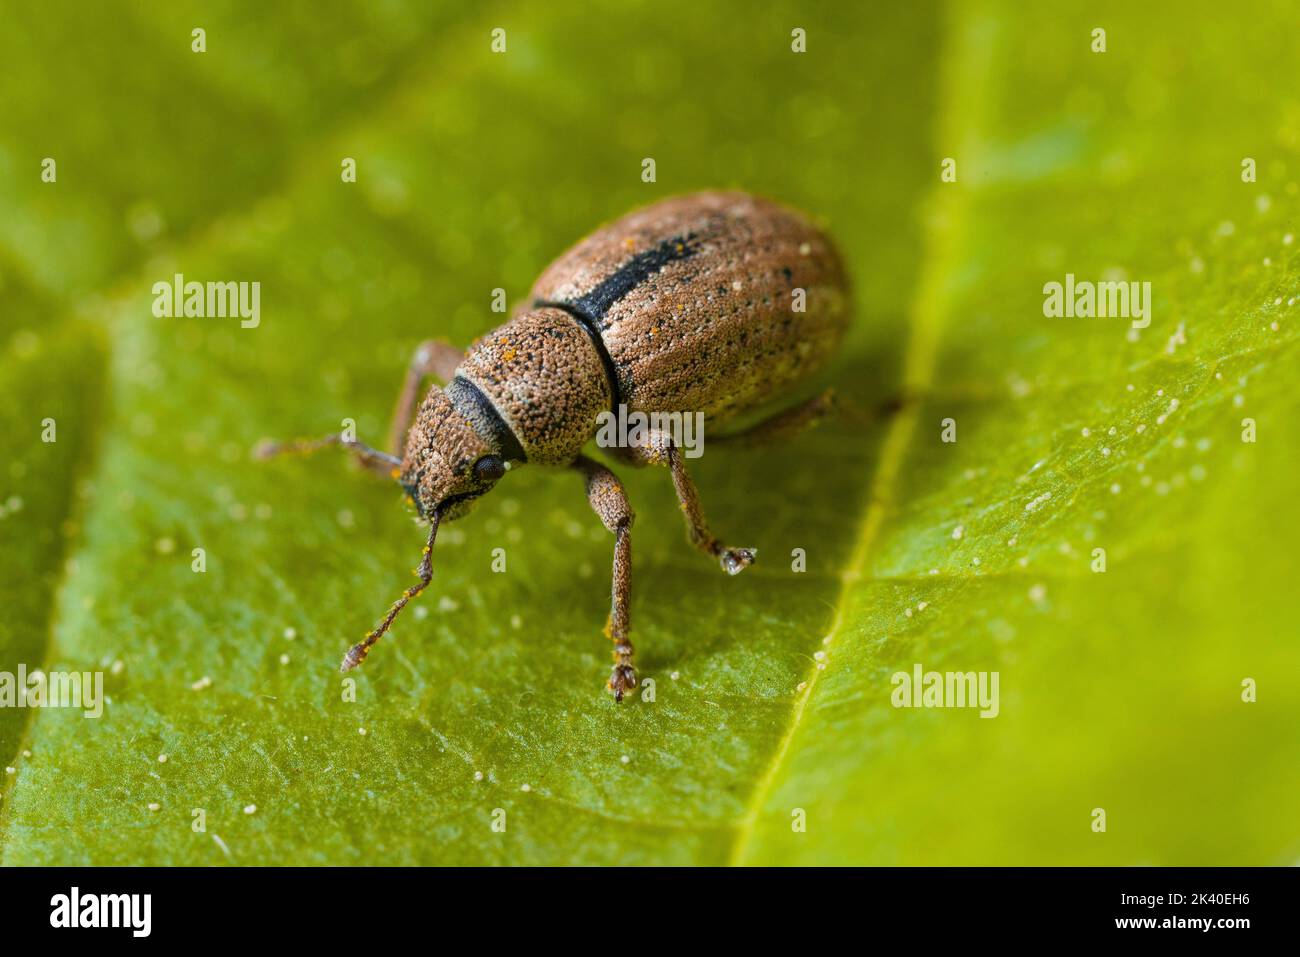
left=0, top=0, right=1297, bottom=865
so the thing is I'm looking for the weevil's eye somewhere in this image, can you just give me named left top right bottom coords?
left=473, top=455, right=507, bottom=483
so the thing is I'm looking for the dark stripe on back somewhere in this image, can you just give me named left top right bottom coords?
left=445, top=375, right=527, bottom=464
left=533, top=232, right=700, bottom=415
left=534, top=300, right=622, bottom=416
left=570, top=233, right=700, bottom=320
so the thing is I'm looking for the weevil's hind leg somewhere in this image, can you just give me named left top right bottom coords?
left=572, top=455, right=637, bottom=702
left=388, top=339, right=466, bottom=457
left=341, top=515, right=440, bottom=672
left=625, top=430, right=756, bottom=576
left=712, top=388, right=837, bottom=448
left=254, top=433, right=399, bottom=478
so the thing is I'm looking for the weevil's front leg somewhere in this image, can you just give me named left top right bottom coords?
left=625, top=430, right=756, bottom=575
left=254, top=433, right=399, bottom=478
left=572, top=455, right=637, bottom=702
left=388, top=339, right=466, bottom=457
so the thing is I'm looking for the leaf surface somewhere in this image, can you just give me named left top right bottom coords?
left=2, top=0, right=1297, bottom=865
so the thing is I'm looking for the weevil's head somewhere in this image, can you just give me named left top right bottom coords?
left=397, top=384, right=512, bottom=523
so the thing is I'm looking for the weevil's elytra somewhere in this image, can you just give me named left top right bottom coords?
left=529, top=194, right=847, bottom=425
left=258, top=191, right=850, bottom=702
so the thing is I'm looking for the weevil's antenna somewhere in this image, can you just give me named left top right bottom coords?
left=254, top=433, right=400, bottom=478
left=340, top=509, right=441, bottom=672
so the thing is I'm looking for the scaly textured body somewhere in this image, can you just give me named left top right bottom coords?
left=450, top=192, right=849, bottom=467
left=533, top=191, right=848, bottom=424
left=261, top=191, right=852, bottom=701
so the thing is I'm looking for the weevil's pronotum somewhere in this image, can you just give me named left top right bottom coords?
left=259, top=191, right=849, bottom=701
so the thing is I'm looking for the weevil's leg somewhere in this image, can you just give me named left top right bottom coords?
left=712, top=388, right=837, bottom=448
left=388, top=339, right=466, bottom=457
left=625, top=430, right=756, bottom=576
left=571, top=454, right=637, bottom=702
left=341, top=513, right=440, bottom=672
left=254, top=433, right=399, bottom=478
left=712, top=388, right=915, bottom=447
left=837, top=389, right=918, bottom=428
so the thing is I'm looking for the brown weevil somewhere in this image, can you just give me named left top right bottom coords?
left=259, top=191, right=849, bottom=701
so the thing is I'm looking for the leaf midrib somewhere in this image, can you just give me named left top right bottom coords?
left=725, top=10, right=981, bottom=865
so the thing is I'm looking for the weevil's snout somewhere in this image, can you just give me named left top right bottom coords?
left=398, top=476, right=427, bottom=519
left=399, top=384, right=510, bottom=523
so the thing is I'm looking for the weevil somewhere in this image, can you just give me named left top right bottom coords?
left=259, top=191, right=849, bottom=701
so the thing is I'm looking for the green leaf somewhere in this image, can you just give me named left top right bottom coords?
left=3, top=0, right=1297, bottom=866
left=0, top=326, right=106, bottom=769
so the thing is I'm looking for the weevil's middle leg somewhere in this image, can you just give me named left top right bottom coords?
left=622, top=430, right=756, bottom=575
left=572, top=455, right=637, bottom=702
left=254, top=433, right=399, bottom=478
left=388, top=339, right=465, bottom=457
left=667, top=442, right=756, bottom=575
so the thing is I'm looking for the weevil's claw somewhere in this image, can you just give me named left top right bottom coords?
left=720, top=547, right=756, bottom=575
left=340, top=642, right=368, bottom=673
left=608, top=663, right=637, bottom=702
left=253, top=439, right=278, bottom=461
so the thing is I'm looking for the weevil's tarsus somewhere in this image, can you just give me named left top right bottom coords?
left=573, top=455, right=637, bottom=702
left=718, top=546, right=757, bottom=575
left=254, top=433, right=400, bottom=478
left=341, top=511, right=441, bottom=672
left=608, top=527, right=636, bottom=701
